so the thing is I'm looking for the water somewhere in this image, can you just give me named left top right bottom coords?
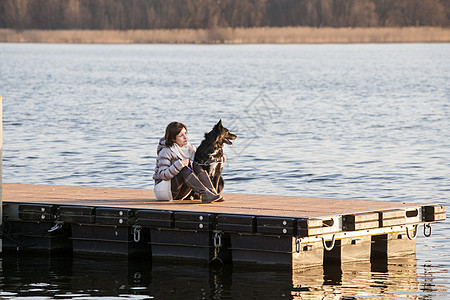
left=0, top=43, right=449, bottom=299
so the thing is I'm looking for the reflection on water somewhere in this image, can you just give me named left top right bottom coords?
left=0, top=253, right=445, bottom=299
left=293, top=258, right=418, bottom=299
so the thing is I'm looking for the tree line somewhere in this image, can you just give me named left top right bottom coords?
left=1, top=0, right=448, bottom=31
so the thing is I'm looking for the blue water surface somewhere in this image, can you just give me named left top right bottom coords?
left=0, top=43, right=449, bottom=299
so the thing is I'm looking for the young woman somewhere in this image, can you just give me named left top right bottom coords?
left=153, top=122, right=223, bottom=203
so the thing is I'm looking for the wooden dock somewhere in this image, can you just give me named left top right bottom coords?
left=1, top=183, right=446, bottom=268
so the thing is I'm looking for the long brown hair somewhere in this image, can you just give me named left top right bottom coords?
left=164, top=122, right=187, bottom=147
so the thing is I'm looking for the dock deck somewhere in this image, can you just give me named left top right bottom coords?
left=1, top=184, right=446, bottom=268
left=3, top=183, right=420, bottom=217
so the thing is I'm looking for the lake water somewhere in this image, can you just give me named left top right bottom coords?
left=0, top=43, right=449, bottom=299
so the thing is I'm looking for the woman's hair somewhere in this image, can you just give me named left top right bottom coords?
left=164, top=122, right=187, bottom=147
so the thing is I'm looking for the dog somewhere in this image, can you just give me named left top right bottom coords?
left=194, top=120, right=237, bottom=194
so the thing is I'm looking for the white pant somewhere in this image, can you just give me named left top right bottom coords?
left=154, top=180, right=172, bottom=200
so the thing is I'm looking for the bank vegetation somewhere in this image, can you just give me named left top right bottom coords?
left=1, top=27, right=449, bottom=44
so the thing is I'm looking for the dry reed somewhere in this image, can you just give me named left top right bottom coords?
left=0, top=27, right=449, bottom=44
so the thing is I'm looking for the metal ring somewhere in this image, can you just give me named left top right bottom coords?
left=210, top=231, right=224, bottom=265
left=322, top=234, right=336, bottom=251
left=133, top=227, right=141, bottom=243
left=295, top=237, right=300, bottom=253
left=213, top=231, right=222, bottom=247
left=424, top=223, right=432, bottom=237
left=406, top=225, right=418, bottom=240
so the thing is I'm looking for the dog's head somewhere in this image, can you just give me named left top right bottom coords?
left=214, top=120, right=237, bottom=146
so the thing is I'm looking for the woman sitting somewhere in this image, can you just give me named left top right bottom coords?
left=153, top=122, right=223, bottom=203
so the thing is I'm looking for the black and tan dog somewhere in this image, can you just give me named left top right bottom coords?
left=195, top=120, right=237, bottom=194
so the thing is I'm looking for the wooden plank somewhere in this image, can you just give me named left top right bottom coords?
left=345, top=220, right=380, bottom=231
left=3, top=184, right=422, bottom=220
left=381, top=209, right=406, bottom=219
left=342, top=212, right=379, bottom=231
left=343, top=212, right=379, bottom=223
left=379, top=209, right=406, bottom=227
left=381, top=218, right=406, bottom=227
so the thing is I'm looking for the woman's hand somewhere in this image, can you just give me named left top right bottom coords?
left=181, top=159, right=190, bottom=167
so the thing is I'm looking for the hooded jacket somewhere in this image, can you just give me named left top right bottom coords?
left=153, top=138, right=184, bottom=185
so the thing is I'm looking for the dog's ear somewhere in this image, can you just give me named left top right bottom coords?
left=217, top=119, right=223, bottom=129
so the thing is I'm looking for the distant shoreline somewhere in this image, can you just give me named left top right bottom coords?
left=1, top=27, right=449, bottom=44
